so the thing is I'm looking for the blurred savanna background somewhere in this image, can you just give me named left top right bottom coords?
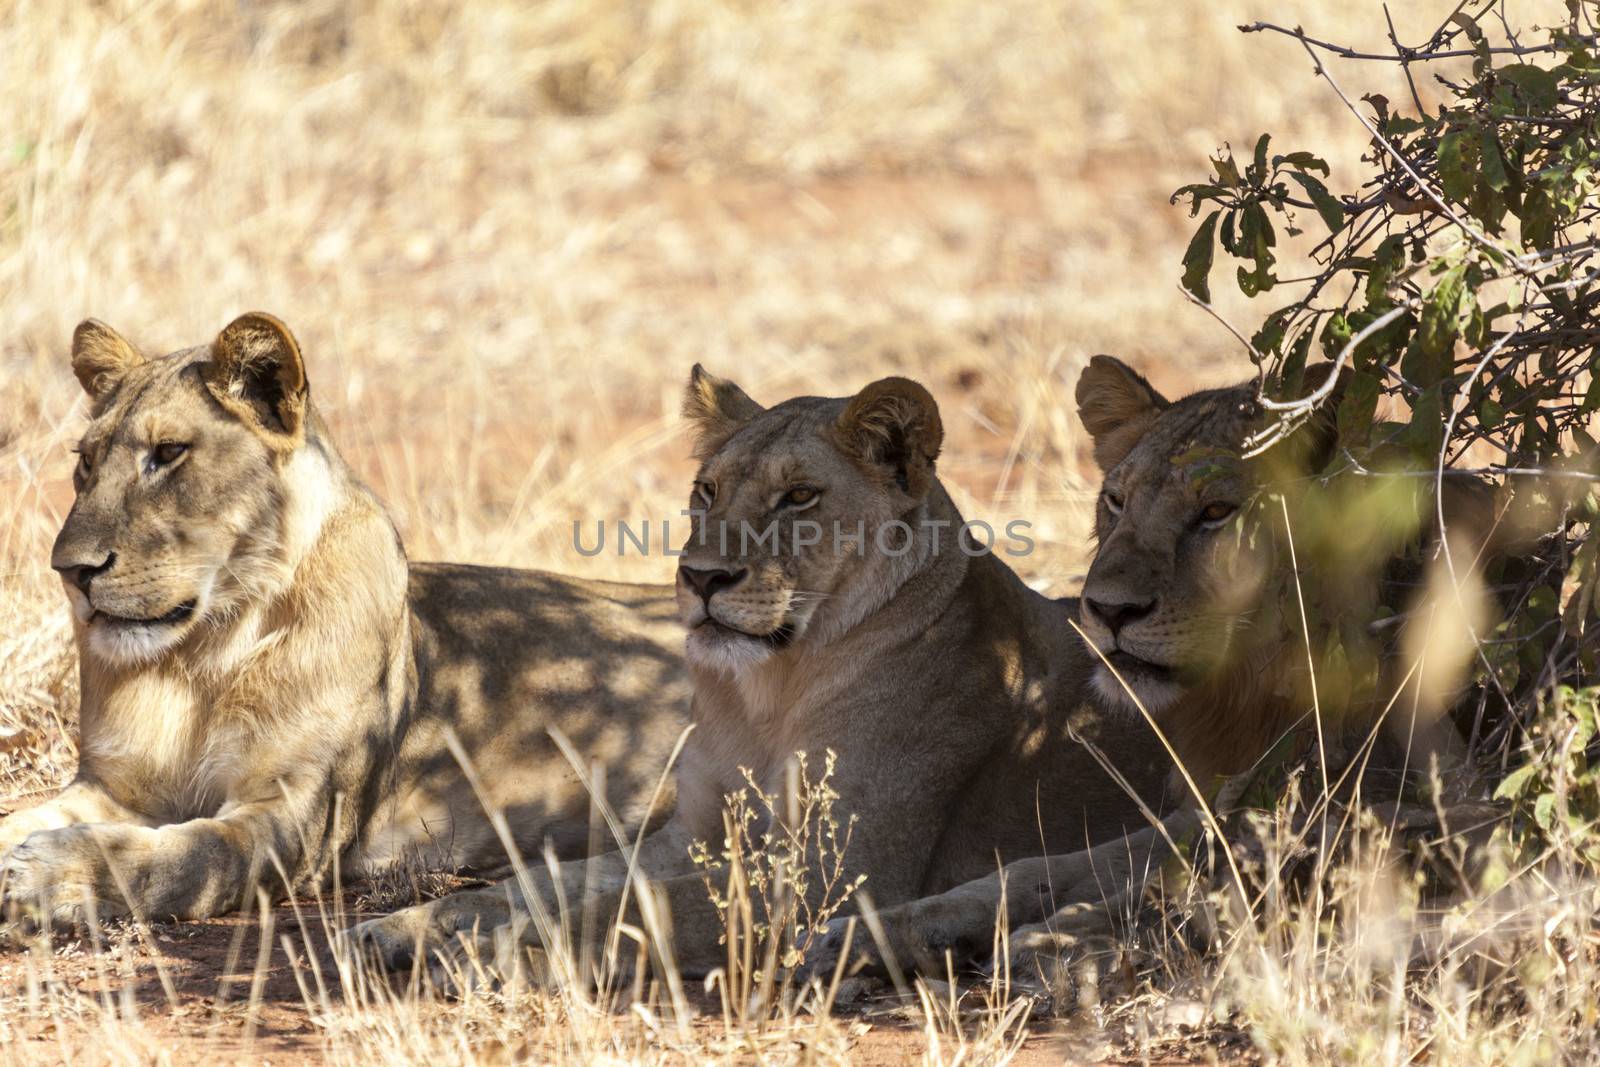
left=0, top=1, right=1579, bottom=1063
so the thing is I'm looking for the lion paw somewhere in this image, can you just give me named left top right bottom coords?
left=979, top=898, right=1133, bottom=1009
left=991, top=925, right=1126, bottom=1009
left=0, top=826, right=120, bottom=927
left=350, top=906, right=447, bottom=972
left=796, top=915, right=857, bottom=980
left=351, top=889, right=515, bottom=973
left=422, top=922, right=560, bottom=996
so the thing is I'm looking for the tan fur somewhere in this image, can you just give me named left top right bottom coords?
left=353, top=369, right=1175, bottom=976
left=0, top=315, right=690, bottom=924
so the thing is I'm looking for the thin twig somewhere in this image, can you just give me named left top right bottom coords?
left=1239, top=20, right=1583, bottom=61
left=1179, top=285, right=1264, bottom=382
left=1384, top=4, right=1426, bottom=115
left=1244, top=300, right=1419, bottom=459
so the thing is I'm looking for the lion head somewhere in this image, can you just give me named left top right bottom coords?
left=52, top=313, right=330, bottom=665
left=1073, top=355, right=1312, bottom=716
left=1074, top=353, right=1496, bottom=788
left=673, top=366, right=947, bottom=675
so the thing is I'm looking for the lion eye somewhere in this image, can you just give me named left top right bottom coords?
left=1199, top=501, right=1237, bottom=525
left=74, top=449, right=91, bottom=478
left=149, top=442, right=189, bottom=471
left=782, top=485, right=818, bottom=508
left=1102, top=491, right=1124, bottom=515
left=693, top=480, right=717, bottom=507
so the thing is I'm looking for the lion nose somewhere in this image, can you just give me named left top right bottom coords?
left=1084, top=596, right=1155, bottom=636
left=679, top=565, right=747, bottom=603
left=53, top=550, right=115, bottom=596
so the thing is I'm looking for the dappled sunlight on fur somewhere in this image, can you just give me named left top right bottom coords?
left=0, top=315, right=690, bottom=930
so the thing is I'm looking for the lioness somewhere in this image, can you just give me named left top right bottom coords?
left=0, top=313, right=690, bottom=924
left=354, top=366, right=1179, bottom=975
left=805, top=355, right=1484, bottom=980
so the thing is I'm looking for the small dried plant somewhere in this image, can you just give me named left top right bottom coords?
left=689, top=749, right=866, bottom=1021
left=353, top=846, right=460, bottom=914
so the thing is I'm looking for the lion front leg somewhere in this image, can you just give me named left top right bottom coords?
left=805, top=888, right=1011, bottom=982
left=1, top=803, right=305, bottom=926
left=0, top=780, right=142, bottom=855
left=2, top=781, right=149, bottom=926
left=469, top=871, right=732, bottom=991
left=803, top=850, right=1127, bottom=980
left=411, top=904, right=577, bottom=997
left=807, top=813, right=1203, bottom=981
left=353, top=820, right=700, bottom=973
left=3, top=822, right=161, bottom=925
left=990, top=823, right=1196, bottom=1006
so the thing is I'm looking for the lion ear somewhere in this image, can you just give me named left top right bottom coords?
left=683, top=364, right=763, bottom=459
left=1075, top=355, right=1170, bottom=471
left=71, top=320, right=145, bottom=403
left=204, top=312, right=309, bottom=443
left=835, top=376, right=944, bottom=499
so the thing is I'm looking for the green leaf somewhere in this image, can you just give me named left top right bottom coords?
left=1583, top=369, right=1600, bottom=413
left=1276, top=150, right=1330, bottom=176
left=1520, top=186, right=1556, bottom=250
left=1470, top=179, right=1508, bottom=235
left=1282, top=322, right=1316, bottom=391
left=1497, top=63, right=1561, bottom=111
left=1527, top=585, right=1559, bottom=624
left=1573, top=691, right=1597, bottom=743
left=1212, top=152, right=1242, bottom=189
left=1364, top=235, right=1407, bottom=306
left=1322, top=312, right=1352, bottom=359
left=1238, top=264, right=1275, bottom=297
left=1479, top=127, right=1511, bottom=192
left=1563, top=536, right=1600, bottom=638
left=1182, top=210, right=1220, bottom=303
left=1463, top=293, right=1488, bottom=348
left=1251, top=309, right=1290, bottom=358
left=1234, top=203, right=1277, bottom=297
left=1534, top=791, right=1556, bottom=831
left=1480, top=396, right=1504, bottom=428
left=1171, top=183, right=1229, bottom=217
left=1405, top=386, right=1445, bottom=463
left=1493, top=762, right=1539, bottom=801
left=1450, top=12, right=1483, bottom=42
left=1420, top=263, right=1470, bottom=359
left=1250, top=133, right=1271, bottom=183
left=1337, top=370, right=1381, bottom=450
left=1438, top=130, right=1476, bottom=202
left=1288, top=172, right=1346, bottom=234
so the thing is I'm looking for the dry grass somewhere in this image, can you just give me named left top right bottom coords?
left=1, top=0, right=1590, bottom=1063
